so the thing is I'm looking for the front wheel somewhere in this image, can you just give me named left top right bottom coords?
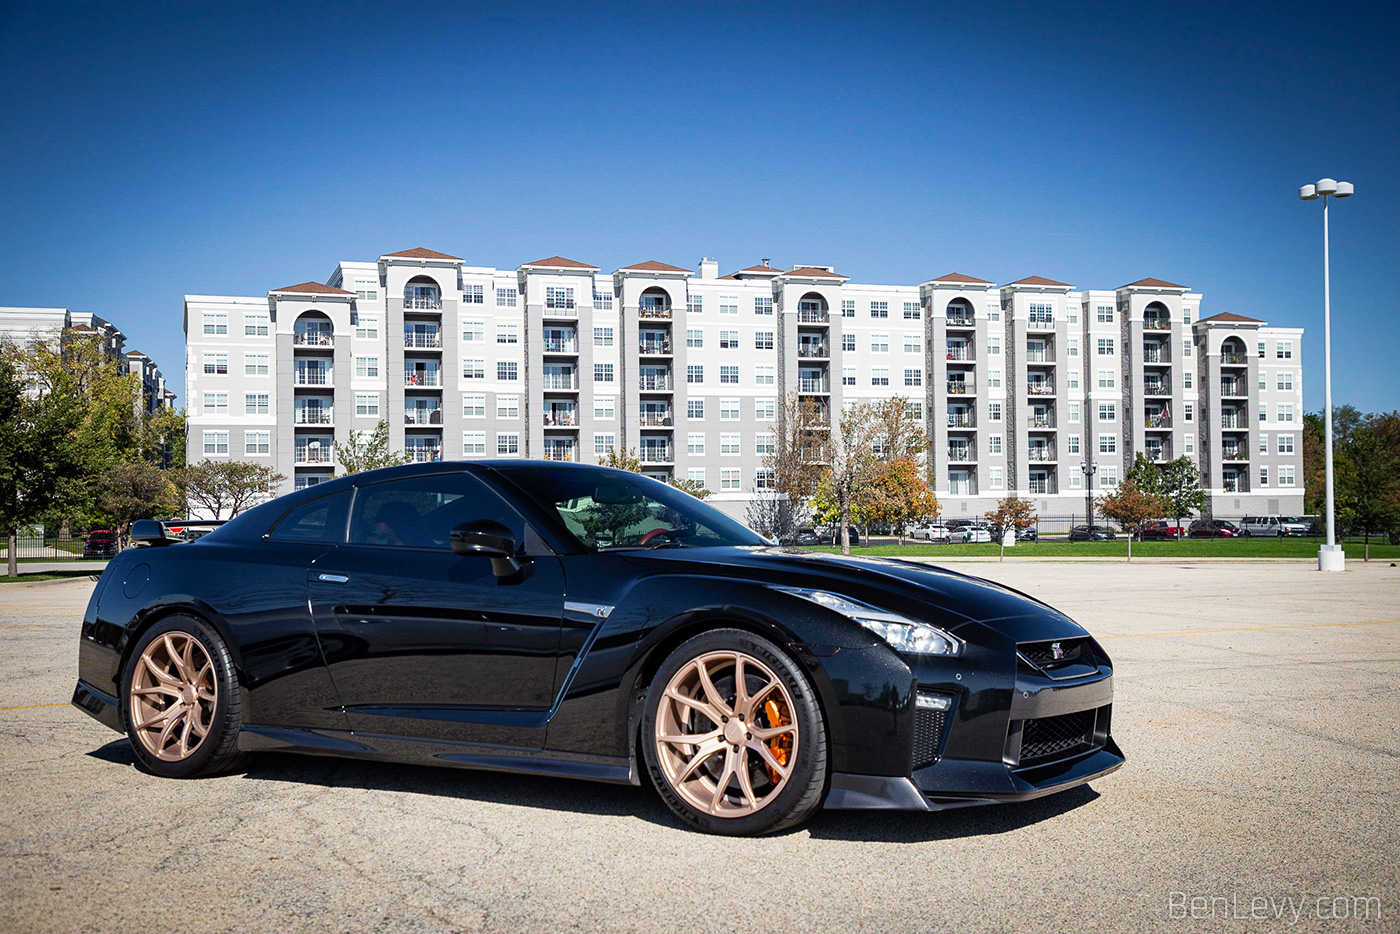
left=642, top=629, right=827, bottom=835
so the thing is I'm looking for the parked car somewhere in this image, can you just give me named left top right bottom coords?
left=1139, top=520, right=1188, bottom=541
left=953, top=523, right=993, bottom=543
left=1240, top=515, right=1289, bottom=537
left=1068, top=525, right=1118, bottom=542
left=1277, top=516, right=1315, bottom=537
left=989, top=524, right=1038, bottom=543
left=781, top=528, right=821, bottom=547
left=824, top=526, right=862, bottom=546
left=72, top=461, right=1122, bottom=835
left=1188, top=519, right=1241, bottom=538
left=908, top=522, right=952, bottom=543
left=82, top=529, right=119, bottom=559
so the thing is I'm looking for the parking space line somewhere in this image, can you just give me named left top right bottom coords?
left=0, top=703, right=68, bottom=710
left=1101, top=619, right=1397, bottom=639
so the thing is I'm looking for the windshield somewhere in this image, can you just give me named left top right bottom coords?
left=497, top=465, right=767, bottom=551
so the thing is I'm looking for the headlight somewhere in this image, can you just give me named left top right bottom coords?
left=772, top=587, right=962, bottom=657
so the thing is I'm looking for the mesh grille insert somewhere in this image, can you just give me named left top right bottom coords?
left=913, top=707, right=947, bottom=769
left=1020, top=709, right=1096, bottom=763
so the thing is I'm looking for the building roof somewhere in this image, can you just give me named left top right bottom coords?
left=929, top=272, right=993, bottom=284
left=781, top=266, right=848, bottom=279
left=125, top=350, right=147, bottom=358
left=381, top=247, right=464, bottom=261
left=1121, top=277, right=1187, bottom=289
left=1005, top=275, right=1073, bottom=287
left=731, top=263, right=783, bottom=276
left=618, top=260, right=691, bottom=273
left=270, top=281, right=355, bottom=295
left=522, top=255, right=598, bottom=270
left=1197, top=312, right=1264, bottom=324
left=68, top=324, right=95, bottom=332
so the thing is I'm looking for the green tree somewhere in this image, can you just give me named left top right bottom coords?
left=336, top=419, right=411, bottom=476
left=1338, top=424, right=1400, bottom=559
left=600, top=446, right=643, bottom=473
left=866, top=457, right=940, bottom=542
left=1096, top=480, right=1169, bottom=561
left=668, top=477, right=712, bottom=499
left=178, top=461, right=286, bottom=519
left=984, top=496, right=1037, bottom=561
left=97, top=463, right=182, bottom=546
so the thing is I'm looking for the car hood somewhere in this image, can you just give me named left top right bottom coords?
left=623, top=546, right=1088, bottom=643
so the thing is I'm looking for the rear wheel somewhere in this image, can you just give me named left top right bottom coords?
left=122, top=616, right=247, bottom=778
left=642, top=629, right=827, bottom=835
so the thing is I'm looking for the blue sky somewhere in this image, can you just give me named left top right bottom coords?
left=2, top=0, right=1395, bottom=411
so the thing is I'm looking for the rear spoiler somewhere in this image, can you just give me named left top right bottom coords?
left=130, top=519, right=228, bottom=547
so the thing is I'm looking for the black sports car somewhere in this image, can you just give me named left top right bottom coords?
left=73, top=461, right=1123, bottom=835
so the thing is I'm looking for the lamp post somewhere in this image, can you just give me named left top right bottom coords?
left=1080, top=457, right=1098, bottom=528
left=1298, top=178, right=1354, bottom=572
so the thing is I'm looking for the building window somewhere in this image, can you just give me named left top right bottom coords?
left=1068, top=371, right=1080, bottom=390
left=1098, top=370, right=1116, bottom=389
left=1028, top=302, right=1053, bottom=325
left=244, top=314, right=269, bottom=336
left=1185, top=434, right=1195, bottom=454
left=462, top=320, right=484, bottom=342
left=720, top=469, right=741, bottom=491
left=687, top=365, right=703, bottom=384
left=870, top=334, right=889, bottom=353
left=496, top=433, right=520, bottom=455
left=904, top=368, right=922, bottom=387
left=594, top=397, right=615, bottom=419
left=463, top=394, right=485, bottom=418
left=1067, top=435, right=1080, bottom=455
left=1096, top=305, right=1113, bottom=324
left=463, top=432, right=487, bottom=455
left=1066, top=308, right=1078, bottom=324
left=720, top=365, right=740, bottom=384
left=202, top=430, right=229, bottom=455
left=1067, top=338, right=1079, bottom=357
left=903, top=302, right=921, bottom=319
left=1184, top=371, right=1193, bottom=389
left=755, top=433, right=775, bottom=456
left=901, top=334, right=919, bottom=354
left=989, top=467, right=1003, bottom=489
left=498, top=361, right=519, bottom=381
left=1183, top=309, right=1192, bottom=324
left=871, top=368, right=890, bottom=386
left=244, top=431, right=270, bottom=456
left=1260, top=433, right=1269, bottom=453
left=1279, top=404, right=1294, bottom=422
left=841, top=333, right=856, bottom=352
left=244, top=393, right=269, bottom=415
left=545, top=287, right=575, bottom=310
left=719, top=295, right=738, bottom=315
left=989, top=435, right=1003, bottom=455
left=352, top=356, right=377, bottom=378
left=1280, top=466, right=1295, bottom=486
left=594, top=433, right=615, bottom=456
left=687, top=399, right=704, bottom=420
left=1097, top=338, right=1115, bottom=356
left=685, top=328, right=703, bottom=348
left=720, top=399, right=740, bottom=421
left=496, top=287, right=517, bottom=307
left=1099, top=434, right=1117, bottom=454
left=719, top=330, right=739, bottom=349
left=594, top=363, right=614, bottom=383
left=988, top=370, right=1001, bottom=389
left=497, top=323, right=518, bottom=344
left=755, top=331, right=774, bottom=350
left=987, top=336, right=1001, bottom=355
left=687, top=294, right=703, bottom=315
left=755, top=468, right=775, bottom=490
left=1098, top=403, right=1116, bottom=422
left=1182, top=339, right=1192, bottom=358
left=841, top=300, right=855, bottom=318
left=204, top=353, right=228, bottom=375
left=1278, top=434, right=1294, bottom=454
left=869, top=301, right=888, bottom=319
left=1100, top=466, right=1118, bottom=488
left=1259, top=466, right=1269, bottom=486
left=755, top=296, right=773, bottom=315
left=496, top=395, right=519, bottom=419
left=988, top=402, right=1002, bottom=422
left=1068, top=402, right=1081, bottom=422
left=352, top=316, right=378, bottom=340
left=593, top=289, right=613, bottom=310
left=1277, top=372, right=1294, bottom=391
left=462, top=359, right=485, bottom=380
left=594, top=326, right=613, bottom=346
left=719, top=434, right=741, bottom=456
left=1259, top=405, right=1267, bottom=422
left=755, top=365, right=775, bottom=385
left=1184, top=403, right=1193, bottom=422
left=687, top=433, right=706, bottom=455
left=842, top=367, right=856, bottom=386
left=756, top=398, right=775, bottom=420
left=463, top=284, right=484, bottom=304
left=203, top=313, right=227, bottom=336
left=202, top=392, right=228, bottom=414
left=1276, top=341, right=1293, bottom=359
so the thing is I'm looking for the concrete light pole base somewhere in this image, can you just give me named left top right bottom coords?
left=1318, top=545, right=1346, bottom=572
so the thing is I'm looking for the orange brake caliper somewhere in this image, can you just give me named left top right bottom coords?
left=762, top=698, right=792, bottom=784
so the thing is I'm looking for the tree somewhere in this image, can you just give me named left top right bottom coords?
left=744, top=489, right=788, bottom=540
left=336, top=419, right=411, bottom=476
left=668, top=477, right=712, bottom=499
left=1096, top=481, right=1168, bottom=561
left=1124, top=453, right=1205, bottom=538
left=984, top=496, right=1037, bottom=561
left=178, top=461, right=286, bottom=520
left=600, top=446, right=643, bottom=473
left=97, top=463, right=181, bottom=546
left=1337, top=423, right=1400, bottom=559
left=865, top=457, right=940, bottom=542
left=818, top=401, right=881, bottom=556
left=762, top=393, right=825, bottom=539
left=869, top=397, right=931, bottom=465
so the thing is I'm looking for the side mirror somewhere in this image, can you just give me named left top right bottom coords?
left=450, top=520, right=522, bottom=577
left=130, top=519, right=174, bottom=547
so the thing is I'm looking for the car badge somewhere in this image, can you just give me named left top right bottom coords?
left=1051, top=641, right=1065, bottom=661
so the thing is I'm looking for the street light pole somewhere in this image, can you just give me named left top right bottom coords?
left=1299, top=178, right=1353, bottom=572
left=1081, top=458, right=1098, bottom=528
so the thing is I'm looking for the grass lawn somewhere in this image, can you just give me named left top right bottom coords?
left=802, top=538, right=1400, bottom=560
left=0, top=570, right=101, bottom=583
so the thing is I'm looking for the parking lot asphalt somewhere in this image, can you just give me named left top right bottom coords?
left=1, top=562, right=1397, bottom=933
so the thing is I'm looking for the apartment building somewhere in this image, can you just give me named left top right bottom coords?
left=184, top=250, right=1305, bottom=518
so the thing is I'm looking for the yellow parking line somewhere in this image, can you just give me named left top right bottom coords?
left=1102, top=619, right=1398, bottom=639
left=0, top=626, right=46, bottom=629
left=0, top=703, right=68, bottom=711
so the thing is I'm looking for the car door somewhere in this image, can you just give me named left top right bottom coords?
left=307, top=470, right=566, bottom=749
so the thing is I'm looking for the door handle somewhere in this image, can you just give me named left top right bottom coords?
left=317, top=573, right=350, bottom=583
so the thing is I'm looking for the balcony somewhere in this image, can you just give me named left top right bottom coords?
left=1143, top=381, right=1170, bottom=396
left=798, top=377, right=830, bottom=394
left=294, top=446, right=334, bottom=466
left=638, top=373, right=672, bottom=391
left=294, top=409, right=333, bottom=426
left=947, top=412, right=976, bottom=428
left=1146, top=443, right=1171, bottom=462
left=1024, top=348, right=1056, bottom=364
left=639, top=337, right=673, bottom=355
left=404, top=329, right=442, bottom=349
left=1027, top=414, right=1056, bottom=430
left=639, top=411, right=673, bottom=427
left=946, top=313, right=975, bottom=328
left=946, top=346, right=974, bottom=361
left=293, top=368, right=332, bottom=387
left=1143, top=317, right=1171, bottom=331
left=1027, top=478, right=1058, bottom=495
left=1027, top=448, right=1056, bottom=463
left=294, top=330, right=334, bottom=347
left=404, top=370, right=442, bottom=388
left=1220, top=380, right=1247, bottom=397
left=544, top=409, right=579, bottom=427
left=1221, top=352, right=1248, bottom=366
left=543, top=332, right=578, bottom=353
left=947, top=446, right=975, bottom=462
left=947, top=381, right=972, bottom=395
left=798, top=309, right=828, bottom=324
left=1222, top=476, right=1249, bottom=493
left=404, top=408, right=443, bottom=426
left=1027, top=315, right=1055, bottom=332
left=406, top=445, right=442, bottom=463
left=543, top=444, right=577, bottom=462
left=1143, top=345, right=1170, bottom=364
left=797, top=342, right=829, bottom=358
left=1221, top=446, right=1249, bottom=461
left=1220, top=415, right=1245, bottom=430
left=1026, top=382, right=1055, bottom=396
left=638, top=306, right=672, bottom=320
left=640, top=444, right=674, bottom=464
left=543, top=372, right=579, bottom=391
left=543, top=305, right=578, bottom=318
left=405, top=297, right=442, bottom=311
left=1144, top=414, right=1172, bottom=429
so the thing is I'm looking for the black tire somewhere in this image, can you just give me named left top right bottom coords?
left=641, top=628, right=827, bottom=835
left=121, top=615, right=248, bottom=778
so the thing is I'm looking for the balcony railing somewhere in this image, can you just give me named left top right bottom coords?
left=797, top=343, right=829, bottom=358
left=1024, top=350, right=1056, bottom=363
left=1221, top=352, right=1248, bottom=365
left=947, top=447, right=975, bottom=462
left=1220, top=381, right=1246, bottom=396
left=640, top=445, right=674, bottom=464
left=1143, top=381, right=1170, bottom=396
left=1145, top=414, right=1172, bottom=429
left=405, top=296, right=442, bottom=310
left=294, top=410, right=333, bottom=425
left=639, top=412, right=673, bottom=427
left=1220, top=416, right=1244, bottom=430
left=405, top=409, right=443, bottom=425
left=406, top=446, right=442, bottom=463
left=639, top=338, right=673, bottom=354
left=947, top=413, right=975, bottom=428
left=638, top=306, right=672, bottom=319
left=1222, top=478, right=1248, bottom=493
left=1222, top=447, right=1249, bottom=461
left=638, top=374, right=671, bottom=391
left=542, top=373, right=578, bottom=390
left=1027, top=415, right=1056, bottom=429
left=543, top=446, right=577, bottom=462
left=294, top=447, right=334, bottom=465
left=1143, top=346, right=1170, bottom=363
left=798, top=378, right=830, bottom=393
left=947, top=381, right=971, bottom=395
left=1027, top=479, right=1058, bottom=495
left=1027, top=449, right=1056, bottom=462
left=946, top=346, right=973, bottom=361
left=543, top=338, right=578, bottom=353
left=404, top=371, right=442, bottom=388
left=1146, top=447, right=1170, bottom=461
left=404, top=331, right=442, bottom=349
left=544, top=411, right=579, bottom=427
left=294, top=369, right=332, bottom=387
left=1027, top=383, right=1055, bottom=396
left=1027, top=316, right=1055, bottom=331
left=797, top=309, right=828, bottom=324
left=294, top=331, right=334, bottom=347
left=946, top=314, right=975, bottom=327
left=543, top=305, right=578, bottom=318
left=1143, top=319, right=1171, bottom=331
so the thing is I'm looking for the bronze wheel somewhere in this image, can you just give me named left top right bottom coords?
left=129, top=631, right=217, bottom=761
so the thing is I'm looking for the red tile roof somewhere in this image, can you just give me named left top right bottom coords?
left=619, top=260, right=691, bottom=273
left=523, top=256, right=598, bottom=269
left=930, top=272, right=993, bottom=284
left=1005, top=275, right=1072, bottom=287
left=68, top=324, right=95, bottom=332
left=381, top=247, right=464, bottom=261
left=1121, top=277, right=1187, bottom=289
left=125, top=350, right=147, bottom=357
left=271, top=281, right=355, bottom=295
left=782, top=266, right=848, bottom=279
left=1197, top=312, right=1264, bottom=324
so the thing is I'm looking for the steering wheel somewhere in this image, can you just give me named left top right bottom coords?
left=637, top=527, right=676, bottom=546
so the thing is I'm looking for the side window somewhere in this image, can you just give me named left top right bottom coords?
left=268, top=490, right=351, bottom=543
left=349, top=472, right=524, bottom=550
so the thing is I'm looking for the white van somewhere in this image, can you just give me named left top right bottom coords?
left=1240, top=515, right=1287, bottom=536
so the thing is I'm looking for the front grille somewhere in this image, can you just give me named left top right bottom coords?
left=1020, top=637, right=1092, bottom=669
left=913, top=707, right=947, bottom=769
left=1019, top=709, right=1096, bottom=763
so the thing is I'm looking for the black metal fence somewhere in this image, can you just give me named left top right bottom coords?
left=1, top=535, right=96, bottom=561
